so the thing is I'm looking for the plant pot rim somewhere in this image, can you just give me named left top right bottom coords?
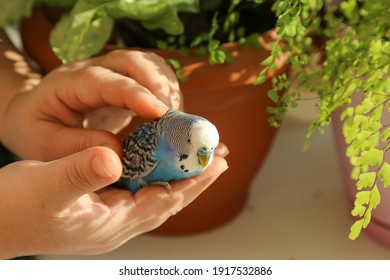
left=21, top=7, right=289, bottom=92
left=106, top=30, right=289, bottom=91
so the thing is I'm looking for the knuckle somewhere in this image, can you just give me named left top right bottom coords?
left=73, top=133, right=93, bottom=153
left=115, top=50, right=145, bottom=63
left=77, top=66, right=101, bottom=80
left=153, top=80, right=170, bottom=95
left=146, top=51, right=164, bottom=62
left=108, top=49, right=128, bottom=58
left=65, top=157, right=95, bottom=193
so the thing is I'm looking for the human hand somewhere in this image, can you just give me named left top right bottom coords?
left=0, top=50, right=181, bottom=161
left=0, top=144, right=228, bottom=259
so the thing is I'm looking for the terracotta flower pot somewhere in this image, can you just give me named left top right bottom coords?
left=21, top=8, right=289, bottom=234
left=333, top=96, right=390, bottom=247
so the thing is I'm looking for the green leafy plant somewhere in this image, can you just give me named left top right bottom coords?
left=0, top=0, right=273, bottom=64
left=1, top=0, right=389, bottom=240
left=0, top=0, right=201, bottom=62
left=258, top=0, right=390, bottom=240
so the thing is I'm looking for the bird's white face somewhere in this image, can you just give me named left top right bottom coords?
left=182, top=120, right=220, bottom=173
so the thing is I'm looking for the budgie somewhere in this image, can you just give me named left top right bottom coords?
left=119, top=108, right=219, bottom=193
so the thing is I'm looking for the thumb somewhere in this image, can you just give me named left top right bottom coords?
left=36, top=146, right=122, bottom=209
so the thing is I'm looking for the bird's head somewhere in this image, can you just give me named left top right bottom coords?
left=190, top=119, right=219, bottom=170
left=163, top=109, right=219, bottom=174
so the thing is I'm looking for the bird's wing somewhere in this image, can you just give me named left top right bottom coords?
left=122, top=121, right=160, bottom=180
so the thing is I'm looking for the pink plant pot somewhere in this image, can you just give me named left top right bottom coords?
left=333, top=98, right=390, bottom=247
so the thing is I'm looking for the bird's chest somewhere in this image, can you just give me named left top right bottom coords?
left=144, top=137, right=200, bottom=183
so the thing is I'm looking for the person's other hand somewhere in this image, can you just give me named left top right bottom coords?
left=0, top=50, right=181, bottom=160
left=0, top=144, right=228, bottom=259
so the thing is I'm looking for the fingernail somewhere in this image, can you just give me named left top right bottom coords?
left=154, top=100, right=168, bottom=115
left=221, top=147, right=230, bottom=158
left=222, top=164, right=229, bottom=173
left=91, top=155, right=116, bottom=179
left=216, top=145, right=230, bottom=158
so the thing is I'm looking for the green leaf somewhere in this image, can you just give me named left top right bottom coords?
left=367, top=122, right=382, bottom=133
left=195, top=46, right=206, bottom=58
left=268, top=89, right=279, bottom=103
left=363, top=209, right=372, bottom=228
left=351, top=204, right=365, bottom=217
left=166, top=58, right=180, bottom=69
left=238, top=37, right=247, bottom=47
left=346, top=143, right=360, bottom=158
left=167, top=36, right=176, bottom=44
left=50, top=11, right=113, bottom=63
left=369, top=39, right=382, bottom=56
left=274, top=0, right=287, bottom=12
left=253, top=69, right=267, bottom=85
left=156, top=40, right=169, bottom=49
left=382, top=127, right=390, bottom=141
left=290, top=101, right=298, bottom=108
left=363, top=132, right=380, bottom=151
left=379, top=162, right=390, bottom=188
left=370, top=184, right=381, bottom=209
left=370, top=105, right=384, bottom=122
left=208, top=39, right=220, bottom=51
left=356, top=148, right=383, bottom=167
left=112, top=2, right=184, bottom=35
left=268, top=62, right=276, bottom=70
left=340, top=107, right=354, bottom=121
left=340, top=0, right=358, bottom=22
left=351, top=166, right=361, bottom=180
left=179, top=47, right=189, bottom=57
left=163, top=0, right=200, bottom=13
left=178, top=35, right=185, bottom=46
left=283, top=18, right=298, bottom=37
left=0, top=0, right=34, bottom=27
left=190, top=35, right=203, bottom=48
left=355, top=98, right=374, bottom=115
left=261, top=56, right=274, bottom=66
left=50, top=0, right=194, bottom=62
left=176, top=69, right=188, bottom=83
left=209, top=49, right=226, bottom=64
left=356, top=172, right=376, bottom=190
left=349, top=219, right=364, bottom=240
left=247, top=33, right=261, bottom=48
left=268, top=116, right=280, bottom=128
left=355, top=190, right=370, bottom=206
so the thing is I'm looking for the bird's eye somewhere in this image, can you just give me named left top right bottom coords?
left=187, top=138, right=191, bottom=143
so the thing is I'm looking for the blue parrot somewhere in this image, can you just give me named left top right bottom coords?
left=119, top=108, right=219, bottom=193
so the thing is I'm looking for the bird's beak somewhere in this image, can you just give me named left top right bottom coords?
left=197, top=151, right=212, bottom=169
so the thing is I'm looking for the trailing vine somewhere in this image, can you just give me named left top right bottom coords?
left=258, top=0, right=390, bottom=239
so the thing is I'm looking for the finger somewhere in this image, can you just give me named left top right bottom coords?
left=92, top=50, right=182, bottom=108
left=94, top=156, right=228, bottom=240
left=46, top=63, right=168, bottom=119
left=38, top=122, right=124, bottom=160
left=34, top=146, right=122, bottom=210
left=83, top=106, right=134, bottom=134
left=129, top=157, right=228, bottom=229
left=170, top=156, right=229, bottom=207
left=214, top=142, right=230, bottom=158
